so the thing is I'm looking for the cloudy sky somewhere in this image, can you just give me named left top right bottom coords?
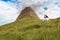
left=0, top=0, right=60, bottom=26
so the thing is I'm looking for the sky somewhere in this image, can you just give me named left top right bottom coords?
left=0, top=0, right=60, bottom=26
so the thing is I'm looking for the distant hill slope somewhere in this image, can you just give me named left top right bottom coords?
left=17, top=7, right=39, bottom=20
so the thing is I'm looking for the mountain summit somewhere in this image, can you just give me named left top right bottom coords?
left=17, top=7, right=39, bottom=20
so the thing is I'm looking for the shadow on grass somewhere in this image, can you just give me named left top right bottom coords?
left=23, top=24, right=41, bottom=31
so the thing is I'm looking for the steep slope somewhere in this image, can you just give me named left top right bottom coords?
left=17, top=7, right=39, bottom=20
left=0, top=17, right=60, bottom=40
left=0, top=6, right=60, bottom=40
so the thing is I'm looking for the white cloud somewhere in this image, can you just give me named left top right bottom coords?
left=31, top=0, right=60, bottom=19
left=0, top=1, right=22, bottom=26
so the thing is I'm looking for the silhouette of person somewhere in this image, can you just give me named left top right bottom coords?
left=44, top=14, right=49, bottom=22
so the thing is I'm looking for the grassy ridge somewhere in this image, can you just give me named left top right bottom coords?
left=0, top=17, right=60, bottom=40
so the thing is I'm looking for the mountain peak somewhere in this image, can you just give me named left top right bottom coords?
left=17, top=7, right=39, bottom=20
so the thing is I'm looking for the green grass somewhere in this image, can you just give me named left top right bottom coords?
left=0, top=17, right=60, bottom=40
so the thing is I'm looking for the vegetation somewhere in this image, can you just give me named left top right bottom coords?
left=0, top=17, right=60, bottom=40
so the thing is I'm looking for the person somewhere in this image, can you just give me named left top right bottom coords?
left=44, top=14, right=49, bottom=22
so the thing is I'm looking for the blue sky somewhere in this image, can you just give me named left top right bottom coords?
left=0, top=0, right=60, bottom=26
left=1, top=0, right=9, bottom=2
left=1, top=0, right=18, bottom=2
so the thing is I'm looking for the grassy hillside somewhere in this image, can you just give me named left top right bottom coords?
left=0, top=17, right=60, bottom=40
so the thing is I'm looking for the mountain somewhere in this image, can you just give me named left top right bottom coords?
left=17, top=7, right=39, bottom=20
left=0, top=6, right=60, bottom=40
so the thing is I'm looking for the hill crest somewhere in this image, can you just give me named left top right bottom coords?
left=17, top=7, right=39, bottom=20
